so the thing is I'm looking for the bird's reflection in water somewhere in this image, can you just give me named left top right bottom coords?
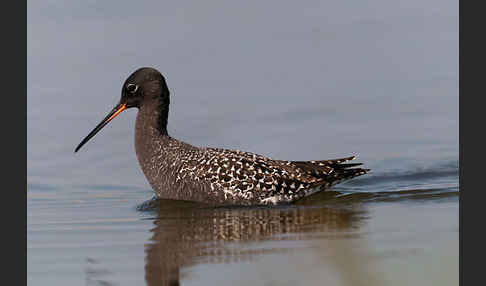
left=142, top=194, right=368, bottom=286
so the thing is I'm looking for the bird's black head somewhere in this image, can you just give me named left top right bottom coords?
left=121, top=67, right=169, bottom=108
left=75, top=67, right=170, bottom=153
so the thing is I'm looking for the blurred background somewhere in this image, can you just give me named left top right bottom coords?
left=28, top=0, right=458, bottom=285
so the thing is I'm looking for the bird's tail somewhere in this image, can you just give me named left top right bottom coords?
left=322, top=156, right=370, bottom=187
left=293, top=156, right=370, bottom=188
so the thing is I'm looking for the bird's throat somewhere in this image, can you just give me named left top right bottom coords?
left=135, top=96, right=170, bottom=155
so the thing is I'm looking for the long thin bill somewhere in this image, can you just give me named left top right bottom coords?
left=74, top=103, right=127, bottom=153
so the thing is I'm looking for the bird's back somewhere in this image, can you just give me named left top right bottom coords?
left=147, top=142, right=369, bottom=205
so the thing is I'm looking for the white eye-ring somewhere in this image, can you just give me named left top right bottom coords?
left=126, top=83, right=138, bottom=93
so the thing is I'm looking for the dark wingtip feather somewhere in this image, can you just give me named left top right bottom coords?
left=336, top=163, right=363, bottom=169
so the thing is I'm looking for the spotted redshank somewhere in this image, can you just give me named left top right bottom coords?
left=75, top=67, right=369, bottom=205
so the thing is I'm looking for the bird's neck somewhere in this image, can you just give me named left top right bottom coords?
left=156, top=101, right=169, bottom=136
left=134, top=96, right=170, bottom=155
left=134, top=95, right=200, bottom=196
left=135, top=95, right=169, bottom=136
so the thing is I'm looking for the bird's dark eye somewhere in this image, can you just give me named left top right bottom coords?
left=126, top=83, right=138, bottom=94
